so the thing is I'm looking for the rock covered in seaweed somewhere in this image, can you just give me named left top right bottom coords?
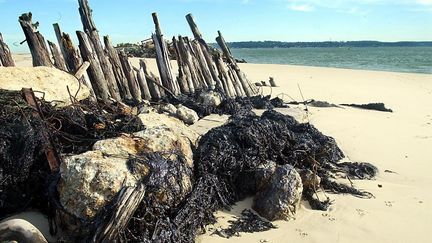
left=253, top=164, right=303, bottom=221
left=58, top=113, right=198, bottom=221
left=199, top=91, right=222, bottom=107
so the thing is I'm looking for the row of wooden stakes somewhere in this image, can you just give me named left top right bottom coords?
left=0, top=0, right=258, bottom=104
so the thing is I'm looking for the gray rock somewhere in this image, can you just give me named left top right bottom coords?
left=298, top=169, right=321, bottom=189
left=176, top=105, right=199, bottom=125
left=253, top=164, right=303, bottom=221
left=199, top=91, right=222, bottom=107
left=160, top=104, right=177, bottom=115
left=0, top=219, right=47, bottom=243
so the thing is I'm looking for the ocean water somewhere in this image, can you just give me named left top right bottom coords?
left=230, top=47, right=432, bottom=74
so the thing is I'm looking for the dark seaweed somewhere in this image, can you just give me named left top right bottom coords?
left=341, top=103, right=393, bottom=112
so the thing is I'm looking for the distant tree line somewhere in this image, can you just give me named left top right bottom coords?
left=209, top=41, right=432, bottom=49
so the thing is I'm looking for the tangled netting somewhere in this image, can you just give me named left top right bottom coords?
left=0, top=90, right=143, bottom=218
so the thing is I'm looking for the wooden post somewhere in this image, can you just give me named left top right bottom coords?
left=185, top=37, right=207, bottom=90
left=151, top=13, right=178, bottom=95
left=177, top=36, right=197, bottom=93
left=18, top=13, right=52, bottom=67
left=0, top=33, right=15, bottom=67
left=104, top=35, right=133, bottom=100
left=172, top=37, right=190, bottom=94
left=269, top=77, right=277, bottom=87
left=185, top=13, right=224, bottom=92
left=47, top=40, right=67, bottom=71
left=118, top=50, right=142, bottom=103
left=134, top=66, right=152, bottom=101
left=214, top=52, right=235, bottom=98
left=78, top=0, right=121, bottom=101
left=216, top=31, right=254, bottom=97
left=76, top=31, right=110, bottom=101
left=53, top=23, right=69, bottom=70
left=140, top=59, right=162, bottom=101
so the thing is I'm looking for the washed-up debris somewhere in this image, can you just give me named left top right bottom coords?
left=195, top=110, right=377, bottom=212
left=0, top=218, right=48, bottom=243
left=341, top=103, right=393, bottom=112
left=214, top=209, right=276, bottom=238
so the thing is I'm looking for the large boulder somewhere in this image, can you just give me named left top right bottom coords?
left=0, top=219, right=47, bottom=243
left=58, top=113, right=198, bottom=221
left=253, top=164, right=303, bottom=221
left=0, top=66, right=90, bottom=106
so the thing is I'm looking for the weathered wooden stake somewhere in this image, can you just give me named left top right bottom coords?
left=104, top=35, right=133, bottom=100
left=118, top=50, right=142, bottom=103
left=77, top=31, right=110, bottom=101
left=48, top=40, right=68, bottom=71
left=140, top=59, right=162, bottom=101
left=216, top=31, right=254, bottom=97
left=172, top=37, right=191, bottom=94
left=0, top=33, right=15, bottom=67
left=18, top=13, right=52, bottom=67
left=151, top=13, right=178, bottom=95
left=78, top=0, right=121, bottom=101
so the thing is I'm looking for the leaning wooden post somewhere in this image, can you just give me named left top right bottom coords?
left=172, top=37, right=191, bottom=94
left=52, top=24, right=69, bottom=69
left=47, top=40, right=68, bottom=71
left=151, top=13, right=178, bottom=95
left=185, top=13, right=224, bottom=92
left=76, top=31, right=110, bottom=101
left=134, top=66, right=152, bottom=101
left=178, top=36, right=197, bottom=93
left=216, top=31, right=254, bottom=97
left=18, top=13, right=52, bottom=67
left=214, top=52, right=235, bottom=98
left=104, top=35, right=133, bottom=100
left=78, top=0, right=121, bottom=101
left=118, top=50, right=142, bottom=103
left=140, top=59, right=162, bottom=101
left=0, top=33, right=15, bottom=67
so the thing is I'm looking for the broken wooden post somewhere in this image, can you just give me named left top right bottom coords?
left=214, top=52, right=236, bottom=98
left=0, top=33, right=15, bottom=67
left=216, top=31, right=254, bottom=97
left=134, top=66, right=152, bottom=101
left=78, top=0, right=121, bottom=101
left=52, top=23, right=69, bottom=69
left=91, top=185, right=145, bottom=243
left=118, top=50, right=142, bottom=103
left=140, top=59, right=162, bottom=101
left=18, top=13, right=52, bottom=67
left=76, top=31, right=110, bottom=101
left=151, top=13, right=178, bottom=95
left=104, top=35, right=133, bottom=100
left=177, top=36, right=197, bottom=93
left=47, top=40, right=67, bottom=71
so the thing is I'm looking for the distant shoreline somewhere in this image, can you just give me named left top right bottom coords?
left=210, top=41, right=432, bottom=49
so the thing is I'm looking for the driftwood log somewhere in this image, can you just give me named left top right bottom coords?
left=91, top=186, right=146, bottom=243
left=18, top=13, right=52, bottom=67
left=0, top=33, right=15, bottom=67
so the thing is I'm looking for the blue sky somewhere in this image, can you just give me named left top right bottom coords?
left=0, top=0, right=431, bottom=52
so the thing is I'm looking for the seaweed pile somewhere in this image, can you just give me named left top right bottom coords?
left=214, top=209, right=277, bottom=238
left=0, top=89, right=143, bottom=218
left=341, top=103, right=393, bottom=112
left=171, top=93, right=287, bottom=118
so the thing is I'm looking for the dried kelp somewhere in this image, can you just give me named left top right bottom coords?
left=340, top=103, right=393, bottom=112
left=214, top=209, right=276, bottom=238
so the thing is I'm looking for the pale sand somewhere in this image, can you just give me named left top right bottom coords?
left=10, top=55, right=432, bottom=243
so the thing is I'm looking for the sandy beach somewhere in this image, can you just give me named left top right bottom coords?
left=7, top=54, right=432, bottom=243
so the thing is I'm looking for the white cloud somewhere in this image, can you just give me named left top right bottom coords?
left=288, top=3, right=314, bottom=11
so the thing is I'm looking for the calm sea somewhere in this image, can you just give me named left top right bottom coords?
left=230, top=47, right=432, bottom=74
